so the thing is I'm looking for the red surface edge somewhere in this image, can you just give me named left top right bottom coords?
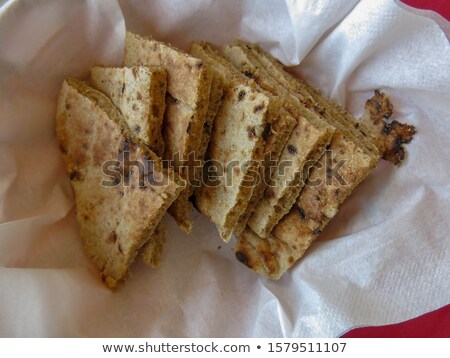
left=343, top=304, right=450, bottom=338
left=401, top=0, right=450, bottom=20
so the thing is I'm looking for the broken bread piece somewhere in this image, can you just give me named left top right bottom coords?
left=124, top=32, right=213, bottom=233
left=56, top=78, right=184, bottom=289
left=358, top=90, right=417, bottom=165
left=235, top=227, right=294, bottom=279
left=90, top=65, right=169, bottom=268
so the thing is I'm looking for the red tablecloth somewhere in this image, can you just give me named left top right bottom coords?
left=343, top=0, right=449, bottom=338
left=401, top=0, right=450, bottom=20
left=343, top=304, right=450, bottom=338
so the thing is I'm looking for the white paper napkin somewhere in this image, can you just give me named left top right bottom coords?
left=0, top=0, right=449, bottom=337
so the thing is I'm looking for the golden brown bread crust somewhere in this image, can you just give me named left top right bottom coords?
left=125, top=32, right=211, bottom=109
left=56, top=78, right=184, bottom=289
left=193, top=70, right=226, bottom=200
left=192, top=42, right=299, bottom=237
left=167, top=188, right=194, bottom=232
left=125, top=32, right=213, bottom=233
left=235, top=227, right=293, bottom=279
left=162, top=97, right=202, bottom=232
left=124, top=33, right=212, bottom=164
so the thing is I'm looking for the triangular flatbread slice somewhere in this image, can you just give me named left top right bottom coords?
left=124, top=32, right=213, bottom=233
left=235, top=131, right=375, bottom=279
left=224, top=42, right=334, bottom=238
left=190, top=41, right=284, bottom=242
left=195, top=83, right=271, bottom=242
left=90, top=65, right=169, bottom=268
left=199, top=71, right=225, bottom=160
left=56, top=78, right=184, bottom=289
left=91, top=66, right=167, bottom=156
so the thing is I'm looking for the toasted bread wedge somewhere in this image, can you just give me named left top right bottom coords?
left=235, top=131, right=375, bottom=279
left=247, top=114, right=331, bottom=238
left=56, top=78, right=184, bottom=289
left=191, top=41, right=286, bottom=241
left=124, top=32, right=213, bottom=233
left=192, top=70, right=226, bottom=205
left=224, top=42, right=334, bottom=237
left=90, top=65, right=169, bottom=268
left=90, top=66, right=167, bottom=156
left=232, top=108, right=296, bottom=235
left=191, top=42, right=294, bottom=236
left=195, top=83, right=272, bottom=242
left=236, top=88, right=414, bottom=279
left=199, top=71, right=225, bottom=162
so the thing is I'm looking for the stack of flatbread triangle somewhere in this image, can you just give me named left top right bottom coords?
left=56, top=33, right=415, bottom=288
